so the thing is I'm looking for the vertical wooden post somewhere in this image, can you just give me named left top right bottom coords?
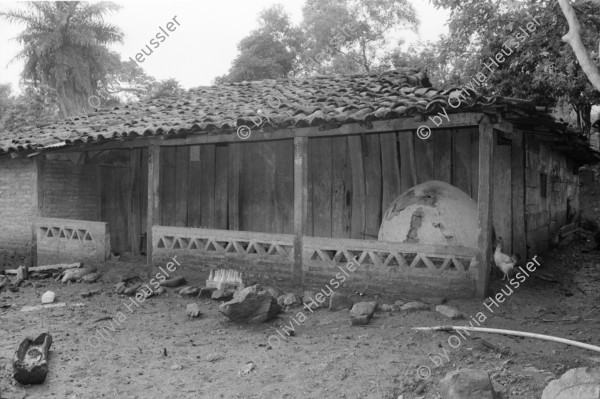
left=293, top=137, right=308, bottom=286
left=147, top=145, right=160, bottom=277
left=228, top=143, right=241, bottom=231
left=476, top=117, right=494, bottom=299
left=511, top=128, right=526, bottom=259
left=130, top=149, right=141, bottom=254
left=31, top=156, right=44, bottom=267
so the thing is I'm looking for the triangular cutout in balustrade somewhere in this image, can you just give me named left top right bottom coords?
left=266, top=244, right=277, bottom=255
left=410, top=254, right=427, bottom=268
left=84, top=232, right=93, bottom=241
left=157, top=238, right=166, bottom=248
left=205, top=241, right=217, bottom=251
left=224, top=242, right=236, bottom=253
left=161, top=236, right=174, bottom=248
left=246, top=243, right=258, bottom=254
left=276, top=245, right=291, bottom=257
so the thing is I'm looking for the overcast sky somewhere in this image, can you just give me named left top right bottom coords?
left=0, top=0, right=449, bottom=94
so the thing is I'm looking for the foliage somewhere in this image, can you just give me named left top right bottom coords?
left=218, top=0, right=419, bottom=81
left=422, top=0, right=600, bottom=133
left=0, top=1, right=124, bottom=117
left=299, top=0, right=418, bottom=74
left=214, top=5, right=303, bottom=83
left=0, top=84, right=61, bottom=136
left=146, top=78, right=185, bottom=100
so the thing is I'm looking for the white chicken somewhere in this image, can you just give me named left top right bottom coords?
left=493, top=237, right=517, bottom=280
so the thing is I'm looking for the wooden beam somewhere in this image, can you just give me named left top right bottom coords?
left=475, top=116, right=494, bottom=299
left=147, top=145, right=160, bottom=277
left=511, top=128, right=527, bottom=260
left=348, top=136, right=366, bottom=239
left=43, top=113, right=484, bottom=152
left=228, top=143, right=241, bottom=230
left=293, top=137, right=308, bottom=286
left=130, top=148, right=141, bottom=254
left=31, top=156, right=44, bottom=267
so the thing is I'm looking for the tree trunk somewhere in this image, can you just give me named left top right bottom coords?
left=558, top=0, right=600, bottom=91
left=57, top=80, right=92, bottom=119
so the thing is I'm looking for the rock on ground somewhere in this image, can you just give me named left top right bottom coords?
left=400, top=301, right=431, bottom=312
left=541, top=367, right=600, bottom=399
left=178, top=286, right=200, bottom=297
left=283, top=293, right=300, bottom=307
left=186, top=303, right=201, bottom=318
left=329, top=292, right=354, bottom=311
left=439, top=369, right=498, bottom=399
left=436, top=305, right=464, bottom=319
left=41, top=291, right=55, bottom=304
left=199, top=287, right=217, bottom=298
left=219, top=285, right=280, bottom=323
left=211, top=290, right=234, bottom=301
left=349, top=301, right=377, bottom=325
left=302, top=291, right=321, bottom=309
left=400, top=301, right=430, bottom=312
left=263, top=286, right=282, bottom=299
left=277, top=295, right=286, bottom=307
left=428, top=297, right=447, bottom=305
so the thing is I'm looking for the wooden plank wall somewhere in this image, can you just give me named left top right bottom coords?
left=148, top=129, right=532, bottom=254
left=524, top=137, right=576, bottom=256
left=305, top=128, right=482, bottom=240
left=159, top=141, right=294, bottom=234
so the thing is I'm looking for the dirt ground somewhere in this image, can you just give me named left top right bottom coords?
left=1, top=186, right=600, bottom=399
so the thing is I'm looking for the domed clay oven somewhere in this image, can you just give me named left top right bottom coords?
left=378, top=180, right=478, bottom=248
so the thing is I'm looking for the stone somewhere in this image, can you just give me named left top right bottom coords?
left=439, top=369, right=498, bottom=399
left=436, top=305, right=464, bottom=319
left=428, top=297, right=447, bottom=305
left=41, top=291, right=55, bottom=304
left=541, top=367, right=600, bottom=399
left=219, top=285, right=280, bottom=323
left=263, top=286, right=282, bottom=299
left=211, top=290, right=234, bottom=301
left=159, top=276, right=186, bottom=287
left=350, top=301, right=377, bottom=325
left=277, top=295, right=286, bottom=307
left=393, top=300, right=406, bottom=311
left=329, top=292, right=354, bottom=311
left=283, top=293, right=300, bottom=307
left=81, top=272, right=102, bottom=283
left=186, top=303, right=201, bottom=317
left=178, top=286, right=200, bottom=297
left=400, top=301, right=430, bottom=312
left=381, top=304, right=393, bottom=312
left=302, top=291, right=319, bottom=309
left=199, top=287, right=217, bottom=298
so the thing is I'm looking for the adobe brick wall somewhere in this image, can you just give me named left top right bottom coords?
left=0, top=157, right=35, bottom=267
left=42, top=160, right=98, bottom=221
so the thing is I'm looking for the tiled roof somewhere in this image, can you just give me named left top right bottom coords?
left=0, top=68, right=595, bottom=162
